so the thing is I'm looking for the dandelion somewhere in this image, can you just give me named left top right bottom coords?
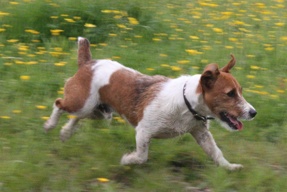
left=117, top=24, right=127, bottom=29
left=64, top=18, right=75, bottom=23
left=36, top=105, right=47, bottom=110
left=161, top=64, right=170, bottom=67
left=159, top=54, right=168, bottom=57
left=26, top=61, right=38, bottom=65
left=275, top=22, right=285, bottom=27
left=20, top=76, right=30, bottom=81
left=54, top=62, right=66, bottom=67
left=0, top=116, right=11, bottom=119
left=246, top=75, right=255, bottom=79
left=101, top=10, right=113, bottom=13
left=225, top=46, right=234, bottom=49
left=9, top=1, right=19, bottom=5
left=177, top=60, right=190, bottom=64
left=277, top=89, right=285, bottom=93
left=7, top=39, right=19, bottom=43
left=250, top=65, right=260, bottom=70
left=12, top=110, right=22, bottom=114
left=97, top=178, right=110, bottom=183
left=0, top=28, right=6, bottom=32
left=41, top=116, right=49, bottom=120
left=25, top=29, right=40, bottom=35
left=50, top=29, right=64, bottom=36
left=146, top=68, right=155, bottom=71
left=84, top=23, right=96, bottom=28
left=0, top=11, right=10, bottom=16
left=128, top=17, right=139, bottom=25
left=189, top=36, right=199, bottom=40
left=68, top=37, right=77, bottom=41
left=109, top=33, right=117, bottom=37
left=212, top=28, right=223, bottom=33
left=152, top=38, right=161, bottom=42
left=185, top=49, right=202, bottom=55
left=68, top=115, right=77, bottom=119
left=171, top=66, right=182, bottom=71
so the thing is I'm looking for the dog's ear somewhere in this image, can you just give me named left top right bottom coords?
left=220, top=54, right=236, bottom=73
left=200, top=63, right=220, bottom=90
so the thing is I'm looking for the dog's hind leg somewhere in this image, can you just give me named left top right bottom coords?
left=190, top=127, right=243, bottom=171
left=60, top=116, right=80, bottom=142
left=121, top=126, right=150, bottom=165
left=44, top=102, right=64, bottom=132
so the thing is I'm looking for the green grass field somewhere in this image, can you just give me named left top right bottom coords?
left=0, top=0, right=287, bottom=191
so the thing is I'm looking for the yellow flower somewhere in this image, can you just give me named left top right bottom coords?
left=68, top=37, right=77, bottom=41
left=246, top=75, right=255, bottom=79
left=68, top=115, right=77, bottom=119
left=0, top=116, right=11, bottom=119
left=128, top=17, right=139, bottom=25
left=54, top=62, right=66, bottom=67
left=20, top=76, right=30, bottom=80
left=109, top=33, right=117, bottom=37
left=0, top=11, right=10, bottom=16
left=171, top=66, right=182, bottom=71
left=25, top=29, right=40, bottom=35
left=277, top=89, right=285, bottom=93
left=64, top=18, right=75, bottom=23
left=212, top=28, right=223, bottom=33
left=177, top=60, right=190, bottom=64
left=84, top=23, right=96, bottom=28
left=97, top=178, right=109, bottom=183
left=41, top=116, right=49, bottom=120
left=36, top=105, right=47, bottom=110
left=117, top=24, right=126, bottom=29
left=0, top=28, right=6, bottom=32
left=185, top=49, right=202, bottom=55
left=50, top=29, right=64, bottom=36
left=152, top=38, right=161, bottom=42
left=12, top=110, right=22, bottom=114
left=9, top=1, right=19, bottom=5
left=189, top=36, right=199, bottom=40
left=146, top=68, right=155, bottom=71
left=250, top=65, right=260, bottom=70
left=7, top=39, right=19, bottom=43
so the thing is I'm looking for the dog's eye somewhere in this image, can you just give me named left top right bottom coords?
left=227, top=89, right=236, bottom=97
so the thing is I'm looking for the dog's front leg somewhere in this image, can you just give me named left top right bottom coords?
left=121, top=127, right=150, bottom=165
left=190, top=127, right=243, bottom=171
left=44, top=103, right=64, bottom=132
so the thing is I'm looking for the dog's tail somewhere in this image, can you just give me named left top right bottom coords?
left=77, top=37, right=92, bottom=67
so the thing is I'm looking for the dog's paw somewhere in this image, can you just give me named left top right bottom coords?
left=120, top=152, right=147, bottom=165
left=44, top=119, right=56, bottom=132
left=225, top=163, right=243, bottom=171
left=60, top=129, right=72, bottom=142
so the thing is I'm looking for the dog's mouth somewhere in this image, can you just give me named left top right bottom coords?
left=219, top=112, right=243, bottom=131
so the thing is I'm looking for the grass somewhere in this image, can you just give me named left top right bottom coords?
left=0, top=0, right=287, bottom=191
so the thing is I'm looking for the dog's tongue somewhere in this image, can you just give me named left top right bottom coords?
left=230, top=118, right=243, bottom=130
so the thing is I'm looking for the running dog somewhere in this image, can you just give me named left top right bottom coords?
left=44, top=37, right=257, bottom=170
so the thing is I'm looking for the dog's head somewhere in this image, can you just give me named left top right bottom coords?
left=200, top=54, right=256, bottom=131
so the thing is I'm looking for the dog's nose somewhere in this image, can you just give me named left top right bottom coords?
left=249, top=109, right=257, bottom=118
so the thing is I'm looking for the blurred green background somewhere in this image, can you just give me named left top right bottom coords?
left=0, top=0, right=287, bottom=191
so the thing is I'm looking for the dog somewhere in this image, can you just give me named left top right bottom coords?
left=44, top=37, right=257, bottom=170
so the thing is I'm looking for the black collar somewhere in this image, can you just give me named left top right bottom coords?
left=183, top=82, right=214, bottom=122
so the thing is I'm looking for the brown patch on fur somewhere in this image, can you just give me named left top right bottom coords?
left=99, top=69, right=169, bottom=126
left=78, top=38, right=91, bottom=67
left=55, top=62, right=95, bottom=113
left=201, top=68, right=244, bottom=118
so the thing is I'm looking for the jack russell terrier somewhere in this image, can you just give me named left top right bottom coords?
left=44, top=37, right=257, bottom=170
